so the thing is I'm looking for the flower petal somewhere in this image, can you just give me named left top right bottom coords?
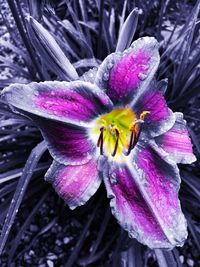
left=2, top=80, right=113, bottom=126
left=1, top=80, right=113, bottom=165
left=34, top=117, right=95, bottom=165
left=134, top=79, right=175, bottom=136
left=80, top=67, right=98, bottom=83
left=45, top=159, right=101, bottom=209
left=155, top=112, right=196, bottom=164
left=95, top=36, right=160, bottom=105
left=103, top=142, right=187, bottom=249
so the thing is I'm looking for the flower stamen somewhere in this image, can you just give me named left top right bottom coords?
left=140, top=111, right=150, bottom=120
left=97, top=127, right=105, bottom=155
left=112, top=129, right=119, bottom=157
left=126, top=111, right=150, bottom=155
left=126, top=131, right=135, bottom=155
left=94, top=109, right=150, bottom=159
left=134, top=123, right=142, bottom=147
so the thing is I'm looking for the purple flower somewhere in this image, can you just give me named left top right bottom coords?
left=1, top=37, right=196, bottom=249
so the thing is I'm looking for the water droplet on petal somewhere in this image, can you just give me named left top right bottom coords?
left=34, top=91, right=39, bottom=96
left=109, top=171, right=118, bottom=185
left=72, top=103, right=79, bottom=111
left=107, top=62, right=114, bottom=69
left=138, top=73, right=148, bottom=81
left=140, top=64, right=149, bottom=71
left=103, top=73, right=109, bottom=81
left=131, top=54, right=137, bottom=60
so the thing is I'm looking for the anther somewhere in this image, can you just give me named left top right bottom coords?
left=140, top=111, right=150, bottom=120
left=112, top=129, right=119, bottom=157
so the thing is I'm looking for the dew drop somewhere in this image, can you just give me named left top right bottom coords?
left=115, top=52, right=121, bottom=56
left=109, top=171, right=118, bottom=185
left=89, top=72, right=93, bottom=78
left=103, top=73, right=109, bottom=81
left=131, top=54, right=137, bottom=60
left=72, top=103, right=79, bottom=111
left=140, top=64, right=149, bottom=71
left=34, top=91, right=39, bottom=96
left=138, top=73, right=148, bottom=81
left=107, top=62, right=114, bottom=69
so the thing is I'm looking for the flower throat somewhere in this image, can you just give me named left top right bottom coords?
left=93, top=107, right=149, bottom=159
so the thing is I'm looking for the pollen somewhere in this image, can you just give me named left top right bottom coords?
left=90, top=107, right=149, bottom=161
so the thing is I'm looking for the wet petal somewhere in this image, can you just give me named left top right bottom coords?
left=155, top=112, right=196, bottom=164
left=95, top=36, right=159, bottom=105
left=80, top=67, right=98, bottom=83
left=134, top=79, right=175, bottom=137
left=133, top=141, right=187, bottom=247
left=2, top=80, right=113, bottom=126
left=45, top=159, right=101, bottom=209
left=103, top=142, right=187, bottom=249
left=34, top=117, right=95, bottom=165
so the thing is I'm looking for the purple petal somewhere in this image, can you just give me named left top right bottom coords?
left=134, top=80, right=175, bottom=136
left=34, top=117, right=95, bottom=165
left=95, top=37, right=159, bottom=105
left=155, top=112, right=196, bottom=164
left=2, top=81, right=113, bottom=126
left=2, top=81, right=112, bottom=165
left=104, top=164, right=169, bottom=248
left=103, top=142, right=187, bottom=249
left=133, top=141, right=187, bottom=247
left=45, top=159, right=101, bottom=209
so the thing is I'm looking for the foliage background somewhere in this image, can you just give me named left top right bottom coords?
left=0, top=0, right=200, bottom=266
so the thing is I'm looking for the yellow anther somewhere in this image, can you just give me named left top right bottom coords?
left=140, top=111, right=150, bottom=120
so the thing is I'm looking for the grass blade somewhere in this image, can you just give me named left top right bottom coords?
left=0, top=141, right=46, bottom=254
left=116, top=8, right=139, bottom=52
left=27, top=16, right=79, bottom=81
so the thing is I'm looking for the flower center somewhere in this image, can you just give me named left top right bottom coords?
left=90, top=107, right=149, bottom=161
